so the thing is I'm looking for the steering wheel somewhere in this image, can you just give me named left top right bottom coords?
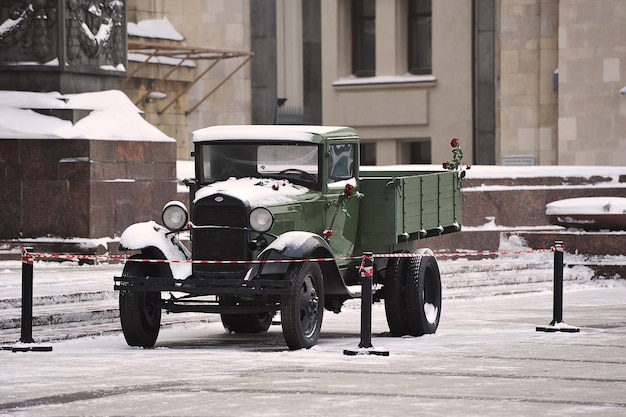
left=278, top=168, right=318, bottom=183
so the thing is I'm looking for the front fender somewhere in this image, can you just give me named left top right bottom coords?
left=119, top=221, right=191, bottom=280
left=255, top=232, right=348, bottom=296
left=263, top=231, right=332, bottom=259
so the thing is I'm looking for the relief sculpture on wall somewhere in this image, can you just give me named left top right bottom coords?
left=0, top=0, right=126, bottom=70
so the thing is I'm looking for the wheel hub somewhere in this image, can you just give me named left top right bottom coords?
left=308, top=293, right=319, bottom=316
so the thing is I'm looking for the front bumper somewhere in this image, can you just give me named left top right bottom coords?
left=114, top=273, right=292, bottom=314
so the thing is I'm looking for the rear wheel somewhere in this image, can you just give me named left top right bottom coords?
left=384, top=257, right=410, bottom=336
left=119, top=254, right=165, bottom=348
left=384, top=255, right=441, bottom=336
left=281, top=262, right=324, bottom=350
left=404, top=255, right=442, bottom=335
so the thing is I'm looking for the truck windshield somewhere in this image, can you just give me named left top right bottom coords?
left=199, top=142, right=320, bottom=188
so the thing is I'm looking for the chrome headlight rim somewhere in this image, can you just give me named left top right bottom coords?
left=161, top=201, right=189, bottom=232
left=249, top=207, right=274, bottom=233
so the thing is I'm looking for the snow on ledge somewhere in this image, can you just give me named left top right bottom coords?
left=465, top=165, right=625, bottom=180
left=0, top=90, right=174, bottom=142
left=332, top=74, right=436, bottom=87
left=546, top=197, right=626, bottom=216
left=127, top=17, right=184, bottom=41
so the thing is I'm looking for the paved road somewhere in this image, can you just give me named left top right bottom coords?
left=1, top=282, right=625, bottom=416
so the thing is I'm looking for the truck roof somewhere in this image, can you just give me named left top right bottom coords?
left=192, top=125, right=358, bottom=143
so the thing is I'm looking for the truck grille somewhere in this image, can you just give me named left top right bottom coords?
left=192, top=195, right=250, bottom=276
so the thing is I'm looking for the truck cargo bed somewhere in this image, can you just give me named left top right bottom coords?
left=357, top=169, right=462, bottom=248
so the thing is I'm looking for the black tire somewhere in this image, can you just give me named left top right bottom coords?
left=221, top=311, right=273, bottom=333
left=384, top=255, right=442, bottom=336
left=404, top=255, right=442, bottom=336
left=119, top=255, right=164, bottom=348
left=281, top=262, right=324, bottom=350
left=384, top=257, right=411, bottom=336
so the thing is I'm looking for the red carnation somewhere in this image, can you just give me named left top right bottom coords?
left=344, top=183, right=354, bottom=199
left=450, top=138, right=459, bottom=148
left=442, top=162, right=448, bottom=169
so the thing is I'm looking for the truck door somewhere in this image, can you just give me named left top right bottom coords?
left=324, top=142, right=360, bottom=258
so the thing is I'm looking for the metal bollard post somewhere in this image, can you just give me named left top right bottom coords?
left=20, top=247, right=35, bottom=344
left=358, top=252, right=373, bottom=349
left=13, top=247, right=53, bottom=352
left=552, top=240, right=564, bottom=324
left=536, top=241, right=579, bottom=333
left=344, top=252, right=389, bottom=356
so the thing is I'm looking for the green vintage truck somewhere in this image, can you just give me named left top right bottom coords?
left=114, top=125, right=462, bottom=349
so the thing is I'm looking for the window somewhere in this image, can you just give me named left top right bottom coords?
left=400, top=140, right=431, bottom=164
left=328, top=144, right=355, bottom=182
left=199, top=142, right=319, bottom=188
left=409, top=141, right=431, bottom=164
left=408, top=0, right=432, bottom=75
left=352, top=0, right=375, bottom=77
left=360, top=142, right=376, bottom=165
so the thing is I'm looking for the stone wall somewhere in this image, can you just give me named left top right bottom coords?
left=423, top=173, right=626, bottom=256
left=0, top=139, right=176, bottom=240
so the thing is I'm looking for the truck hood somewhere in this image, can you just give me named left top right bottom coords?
left=193, top=177, right=315, bottom=208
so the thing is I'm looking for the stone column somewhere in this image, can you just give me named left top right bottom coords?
left=250, top=0, right=278, bottom=124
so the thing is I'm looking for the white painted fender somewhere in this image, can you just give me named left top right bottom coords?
left=119, top=221, right=191, bottom=280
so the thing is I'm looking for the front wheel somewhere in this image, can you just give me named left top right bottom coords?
left=221, top=311, right=273, bottom=334
left=281, top=262, right=324, bottom=350
left=119, top=255, right=165, bottom=348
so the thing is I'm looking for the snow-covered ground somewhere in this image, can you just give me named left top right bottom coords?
left=1, top=230, right=625, bottom=416
left=0, top=255, right=625, bottom=416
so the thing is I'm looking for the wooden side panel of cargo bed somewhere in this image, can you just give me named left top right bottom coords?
left=357, top=171, right=462, bottom=248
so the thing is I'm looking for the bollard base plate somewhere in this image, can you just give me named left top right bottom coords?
left=344, top=347, right=389, bottom=356
left=536, top=321, right=580, bottom=333
left=10, top=342, right=53, bottom=352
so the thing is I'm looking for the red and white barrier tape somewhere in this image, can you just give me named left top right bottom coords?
left=21, top=247, right=34, bottom=265
left=21, top=247, right=551, bottom=265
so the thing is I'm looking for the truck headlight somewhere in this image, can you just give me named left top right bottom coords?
left=249, top=207, right=274, bottom=233
left=162, top=201, right=188, bottom=232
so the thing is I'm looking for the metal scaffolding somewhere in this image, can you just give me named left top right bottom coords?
left=125, top=39, right=254, bottom=115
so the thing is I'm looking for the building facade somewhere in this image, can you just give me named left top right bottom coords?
left=119, top=0, right=626, bottom=167
left=3, top=0, right=622, bottom=167
left=496, top=0, right=625, bottom=166
left=320, top=0, right=474, bottom=166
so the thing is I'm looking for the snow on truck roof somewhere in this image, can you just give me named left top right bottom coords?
left=192, top=125, right=358, bottom=143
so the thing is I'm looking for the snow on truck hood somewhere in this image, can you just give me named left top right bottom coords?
left=193, top=177, right=312, bottom=207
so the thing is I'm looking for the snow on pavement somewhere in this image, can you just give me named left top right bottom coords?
left=0, top=259, right=625, bottom=416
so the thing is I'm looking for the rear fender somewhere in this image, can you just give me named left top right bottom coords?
left=119, top=221, right=191, bottom=280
